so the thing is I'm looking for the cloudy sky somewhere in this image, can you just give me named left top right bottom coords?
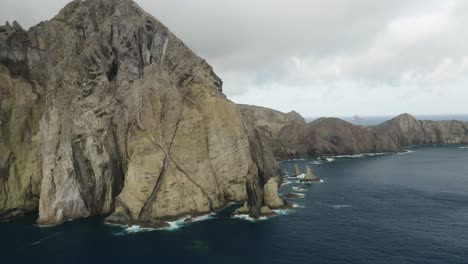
left=1, top=0, right=468, bottom=117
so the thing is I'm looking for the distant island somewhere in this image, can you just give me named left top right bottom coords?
left=1, top=0, right=467, bottom=228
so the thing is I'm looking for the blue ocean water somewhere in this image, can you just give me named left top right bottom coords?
left=1, top=145, right=468, bottom=263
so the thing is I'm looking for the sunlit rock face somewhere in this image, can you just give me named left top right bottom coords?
left=0, top=0, right=280, bottom=225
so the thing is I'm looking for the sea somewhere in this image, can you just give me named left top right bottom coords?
left=1, top=145, right=468, bottom=263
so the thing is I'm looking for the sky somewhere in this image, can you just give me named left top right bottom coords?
left=1, top=0, right=468, bottom=117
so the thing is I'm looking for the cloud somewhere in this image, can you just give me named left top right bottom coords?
left=1, top=0, right=467, bottom=117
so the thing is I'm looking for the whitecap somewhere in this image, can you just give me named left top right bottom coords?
left=316, top=202, right=351, bottom=209
left=291, top=192, right=305, bottom=197
left=330, top=205, right=352, bottom=209
left=281, top=181, right=293, bottom=185
left=311, top=160, right=323, bottom=165
left=292, top=204, right=305, bottom=208
left=292, top=186, right=307, bottom=192
left=325, top=157, right=335, bottom=162
left=398, top=150, right=415, bottom=155
left=459, top=146, right=468, bottom=149
left=320, top=179, right=324, bottom=183
left=232, top=214, right=268, bottom=222
left=272, top=209, right=290, bottom=215
left=296, top=173, right=305, bottom=179
left=112, top=213, right=216, bottom=235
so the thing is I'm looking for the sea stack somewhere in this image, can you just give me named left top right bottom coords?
left=301, top=165, right=320, bottom=183
left=294, top=163, right=302, bottom=176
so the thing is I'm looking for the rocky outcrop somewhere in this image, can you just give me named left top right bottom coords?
left=0, top=0, right=280, bottom=225
left=263, top=178, right=284, bottom=209
left=373, top=113, right=468, bottom=146
left=239, top=106, right=468, bottom=159
left=302, top=165, right=320, bottom=183
left=238, top=104, right=310, bottom=159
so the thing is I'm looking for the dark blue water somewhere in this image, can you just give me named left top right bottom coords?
left=2, top=145, right=468, bottom=263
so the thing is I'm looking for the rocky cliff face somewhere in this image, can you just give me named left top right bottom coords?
left=373, top=113, right=468, bottom=146
left=239, top=106, right=468, bottom=159
left=0, top=0, right=281, bottom=225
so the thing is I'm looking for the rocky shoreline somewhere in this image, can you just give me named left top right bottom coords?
left=1, top=0, right=467, bottom=227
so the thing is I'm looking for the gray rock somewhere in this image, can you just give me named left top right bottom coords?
left=239, top=105, right=468, bottom=159
left=0, top=0, right=280, bottom=225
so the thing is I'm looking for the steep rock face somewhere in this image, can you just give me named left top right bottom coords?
left=308, top=118, right=398, bottom=155
left=239, top=105, right=468, bottom=159
left=373, top=114, right=468, bottom=146
left=238, top=104, right=311, bottom=159
left=0, top=64, right=44, bottom=218
left=0, top=0, right=280, bottom=225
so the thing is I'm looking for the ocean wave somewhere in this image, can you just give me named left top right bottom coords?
left=459, top=146, right=468, bottom=149
left=315, top=201, right=351, bottom=209
left=112, top=213, right=216, bottom=235
left=292, top=203, right=305, bottom=208
left=296, top=173, right=305, bottom=179
left=292, top=186, right=307, bottom=192
left=330, top=205, right=352, bottom=209
left=272, top=209, right=290, bottom=215
left=232, top=214, right=268, bottom=222
left=282, top=180, right=293, bottom=185
left=397, top=150, right=415, bottom=155
left=280, top=158, right=306, bottom=163
left=310, top=161, right=322, bottom=165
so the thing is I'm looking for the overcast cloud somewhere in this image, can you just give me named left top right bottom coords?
left=1, top=0, right=468, bottom=117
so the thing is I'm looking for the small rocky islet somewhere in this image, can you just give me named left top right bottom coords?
left=1, top=0, right=468, bottom=227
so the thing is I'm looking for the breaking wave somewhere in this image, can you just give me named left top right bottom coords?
left=316, top=201, right=351, bottom=209
left=459, top=146, right=468, bottom=149
left=232, top=214, right=268, bottom=222
left=398, top=150, right=415, bottom=155
left=111, top=213, right=216, bottom=235
left=292, top=186, right=307, bottom=192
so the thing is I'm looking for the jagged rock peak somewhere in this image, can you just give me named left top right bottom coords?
left=391, top=113, right=418, bottom=122
left=0, top=0, right=279, bottom=225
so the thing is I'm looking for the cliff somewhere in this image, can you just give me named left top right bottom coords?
left=239, top=106, right=468, bottom=159
left=0, top=0, right=281, bottom=225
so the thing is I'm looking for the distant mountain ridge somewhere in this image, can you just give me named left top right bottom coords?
left=239, top=105, right=468, bottom=159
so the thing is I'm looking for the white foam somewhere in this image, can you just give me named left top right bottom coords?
left=291, top=192, right=305, bottom=197
left=296, top=173, right=306, bottom=179
left=459, top=146, right=468, bottom=149
left=292, top=203, right=305, bottom=208
left=292, top=186, right=307, bottom=192
left=284, top=158, right=306, bottom=162
left=232, top=214, right=268, bottom=222
left=325, top=157, right=335, bottom=162
left=316, top=201, right=351, bottom=209
left=320, top=179, right=324, bottom=183
left=331, top=152, right=390, bottom=159
left=272, top=209, right=290, bottom=215
left=398, top=150, right=415, bottom=155
left=282, top=180, right=293, bottom=185
left=330, top=205, right=352, bottom=209
left=310, top=160, right=323, bottom=165
left=112, top=213, right=216, bottom=235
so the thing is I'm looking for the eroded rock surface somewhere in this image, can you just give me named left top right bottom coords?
left=0, top=0, right=280, bottom=225
left=239, top=106, right=468, bottom=159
